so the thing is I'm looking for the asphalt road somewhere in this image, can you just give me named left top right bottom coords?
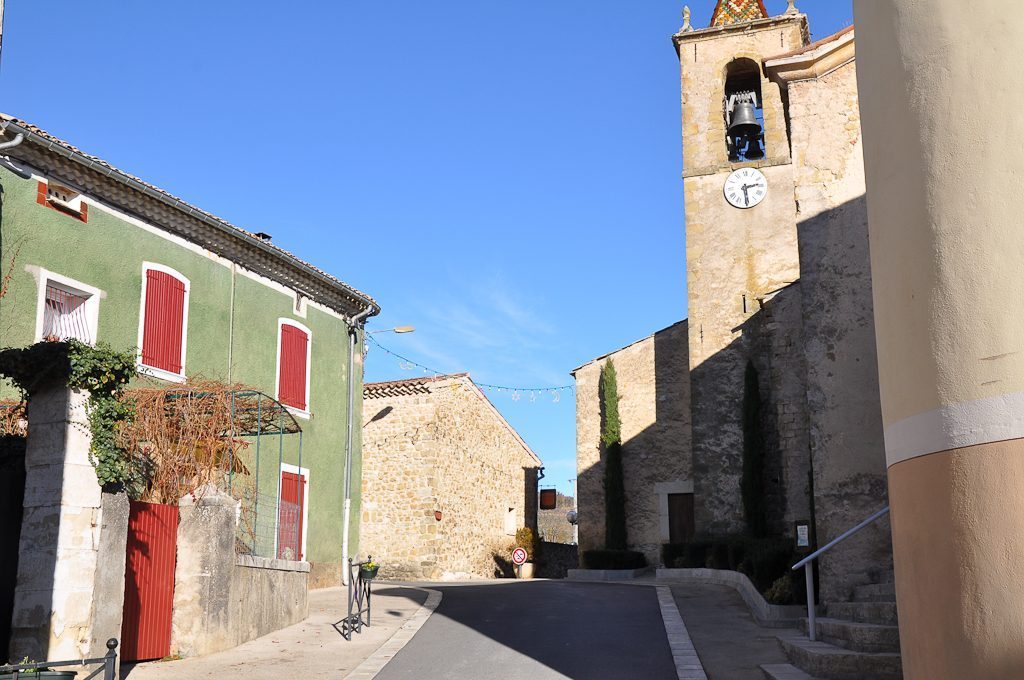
left=374, top=581, right=678, bottom=680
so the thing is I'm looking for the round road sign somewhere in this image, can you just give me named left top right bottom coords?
left=512, top=547, right=528, bottom=565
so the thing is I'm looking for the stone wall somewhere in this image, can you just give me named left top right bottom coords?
left=573, top=321, right=692, bottom=566
left=361, top=376, right=541, bottom=580
left=785, top=53, right=892, bottom=601
left=10, top=386, right=129, bottom=662
left=171, top=489, right=308, bottom=658
left=360, top=390, right=439, bottom=580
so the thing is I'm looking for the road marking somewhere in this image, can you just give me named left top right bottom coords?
left=656, top=585, right=708, bottom=680
left=345, top=587, right=443, bottom=680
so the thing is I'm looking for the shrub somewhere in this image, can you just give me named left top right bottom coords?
left=515, top=527, right=538, bottom=561
left=664, top=535, right=801, bottom=602
left=741, top=361, right=768, bottom=537
left=600, top=361, right=627, bottom=550
left=582, top=549, right=646, bottom=570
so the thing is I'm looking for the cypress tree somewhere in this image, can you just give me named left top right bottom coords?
left=741, top=360, right=768, bottom=537
left=600, top=360, right=627, bottom=550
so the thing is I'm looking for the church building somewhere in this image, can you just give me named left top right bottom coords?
left=576, top=1, right=900, bottom=675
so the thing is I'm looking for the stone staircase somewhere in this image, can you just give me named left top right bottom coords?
left=760, top=581, right=902, bottom=680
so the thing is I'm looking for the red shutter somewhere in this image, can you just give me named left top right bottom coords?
left=278, top=324, right=309, bottom=410
left=278, top=471, right=306, bottom=560
left=141, top=270, right=186, bottom=374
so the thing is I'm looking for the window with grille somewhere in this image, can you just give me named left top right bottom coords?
left=278, top=323, right=310, bottom=411
left=140, top=268, right=188, bottom=376
left=42, top=284, right=93, bottom=343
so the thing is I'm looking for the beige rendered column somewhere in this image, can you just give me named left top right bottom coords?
left=853, top=2, right=1024, bottom=678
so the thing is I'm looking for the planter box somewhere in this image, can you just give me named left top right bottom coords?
left=0, top=672, right=77, bottom=679
left=517, top=562, right=535, bottom=579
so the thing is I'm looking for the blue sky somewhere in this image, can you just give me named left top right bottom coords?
left=2, top=1, right=852, bottom=494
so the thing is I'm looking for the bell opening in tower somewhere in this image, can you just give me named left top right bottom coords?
left=724, top=59, right=765, bottom=163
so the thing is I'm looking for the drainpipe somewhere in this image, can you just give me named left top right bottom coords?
left=0, top=131, right=28, bottom=178
left=341, top=306, right=374, bottom=585
left=0, top=132, right=23, bottom=152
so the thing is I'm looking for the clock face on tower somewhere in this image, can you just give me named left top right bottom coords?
left=724, top=167, right=768, bottom=209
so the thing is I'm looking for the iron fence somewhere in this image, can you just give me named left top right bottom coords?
left=0, top=638, right=118, bottom=679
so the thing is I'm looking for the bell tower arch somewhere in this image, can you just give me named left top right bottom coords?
left=674, top=4, right=810, bottom=536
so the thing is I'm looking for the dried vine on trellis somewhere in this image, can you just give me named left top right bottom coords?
left=0, top=400, right=26, bottom=437
left=119, top=380, right=255, bottom=505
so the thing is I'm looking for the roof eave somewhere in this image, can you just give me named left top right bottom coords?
left=0, top=118, right=380, bottom=320
left=764, top=28, right=856, bottom=85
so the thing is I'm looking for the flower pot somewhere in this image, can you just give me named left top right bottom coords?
left=517, top=562, right=535, bottom=579
left=360, top=565, right=379, bottom=581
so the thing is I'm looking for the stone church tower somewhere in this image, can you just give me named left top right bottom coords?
left=674, top=0, right=893, bottom=605
left=675, top=3, right=812, bottom=537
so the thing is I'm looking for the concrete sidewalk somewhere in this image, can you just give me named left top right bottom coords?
left=670, top=582, right=795, bottom=680
left=122, top=584, right=429, bottom=680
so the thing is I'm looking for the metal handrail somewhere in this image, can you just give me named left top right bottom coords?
left=791, top=506, right=889, bottom=641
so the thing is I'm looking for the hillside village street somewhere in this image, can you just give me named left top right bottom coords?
left=5, top=1, right=1024, bottom=677
left=122, top=577, right=797, bottom=680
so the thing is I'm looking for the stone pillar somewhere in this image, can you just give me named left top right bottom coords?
left=9, top=386, right=128, bottom=662
left=854, top=2, right=1024, bottom=677
left=169, top=487, right=237, bottom=658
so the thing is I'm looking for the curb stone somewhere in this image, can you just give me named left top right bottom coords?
left=656, top=585, right=709, bottom=680
left=345, top=587, right=443, bottom=679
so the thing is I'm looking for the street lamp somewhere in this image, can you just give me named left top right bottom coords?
left=367, top=326, right=415, bottom=334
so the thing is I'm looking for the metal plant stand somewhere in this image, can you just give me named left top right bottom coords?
left=337, top=558, right=373, bottom=640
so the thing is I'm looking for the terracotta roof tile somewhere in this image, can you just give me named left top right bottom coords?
left=765, top=24, right=854, bottom=61
left=0, top=114, right=378, bottom=312
left=363, top=373, right=470, bottom=398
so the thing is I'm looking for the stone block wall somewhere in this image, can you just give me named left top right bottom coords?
left=786, top=54, right=893, bottom=601
left=573, top=321, right=692, bottom=566
left=171, top=489, right=308, bottom=658
left=360, top=391, right=439, bottom=579
left=361, top=376, right=541, bottom=580
left=10, top=386, right=129, bottom=663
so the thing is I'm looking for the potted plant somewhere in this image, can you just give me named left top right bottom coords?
left=0, top=658, right=77, bottom=678
left=359, top=558, right=380, bottom=581
left=515, top=527, right=537, bottom=579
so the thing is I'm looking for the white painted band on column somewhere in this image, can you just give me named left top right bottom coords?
left=884, top=389, right=1024, bottom=467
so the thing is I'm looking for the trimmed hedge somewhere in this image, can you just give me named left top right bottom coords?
left=582, top=549, right=647, bottom=570
left=662, top=536, right=807, bottom=604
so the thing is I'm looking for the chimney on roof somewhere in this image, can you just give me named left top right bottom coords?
left=254, top=231, right=273, bottom=243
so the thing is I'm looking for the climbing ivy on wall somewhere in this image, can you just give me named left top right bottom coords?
left=600, top=360, right=627, bottom=550
left=742, top=360, right=768, bottom=537
left=0, top=340, right=149, bottom=497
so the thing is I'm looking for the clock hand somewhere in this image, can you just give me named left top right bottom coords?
left=741, top=185, right=750, bottom=206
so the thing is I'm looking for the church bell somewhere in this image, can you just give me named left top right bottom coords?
left=728, top=99, right=760, bottom=138
left=727, top=91, right=764, bottom=161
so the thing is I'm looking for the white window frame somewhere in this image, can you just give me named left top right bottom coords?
left=136, top=262, right=190, bottom=384
left=274, top=318, right=312, bottom=419
left=274, top=463, right=310, bottom=563
left=34, top=269, right=101, bottom=345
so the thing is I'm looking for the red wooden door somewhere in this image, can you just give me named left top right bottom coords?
left=121, top=501, right=179, bottom=662
left=277, top=471, right=305, bottom=561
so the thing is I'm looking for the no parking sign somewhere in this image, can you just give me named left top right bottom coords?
left=512, top=547, right=528, bottom=565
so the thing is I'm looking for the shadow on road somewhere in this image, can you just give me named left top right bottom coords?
left=372, top=580, right=676, bottom=680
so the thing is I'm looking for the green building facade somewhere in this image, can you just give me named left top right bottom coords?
left=0, top=115, right=379, bottom=587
